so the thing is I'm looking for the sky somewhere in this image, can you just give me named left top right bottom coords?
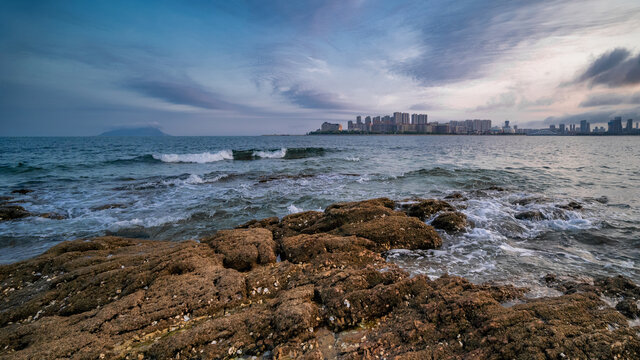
left=1, top=0, right=640, bottom=136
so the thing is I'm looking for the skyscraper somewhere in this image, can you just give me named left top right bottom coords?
left=580, top=120, right=589, bottom=133
left=608, top=117, right=623, bottom=134
left=401, top=113, right=410, bottom=124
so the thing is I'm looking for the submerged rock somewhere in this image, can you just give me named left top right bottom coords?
left=444, top=192, right=467, bottom=201
left=431, top=211, right=467, bottom=232
left=91, top=203, right=128, bottom=211
left=10, top=189, right=33, bottom=195
left=558, top=201, right=583, bottom=210
left=0, top=205, right=31, bottom=221
left=39, top=212, right=67, bottom=220
left=515, top=210, right=546, bottom=221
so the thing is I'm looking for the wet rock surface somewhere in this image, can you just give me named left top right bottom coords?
left=1, top=198, right=639, bottom=359
left=400, top=198, right=455, bottom=220
left=515, top=210, right=546, bottom=221
left=0, top=205, right=31, bottom=221
left=431, top=211, right=467, bottom=232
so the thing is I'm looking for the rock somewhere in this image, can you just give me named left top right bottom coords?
left=515, top=210, right=546, bottom=221
left=276, top=211, right=324, bottom=239
left=204, top=228, right=277, bottom=271
left=237, top=216, right=279, bottom=230
left=325, top=197, right=395, bottom=212
left=444, top=192, right=467, bottom=201
left=0, top=196, right=13, bottom=202
left=431, top=211, right=467, bottom=232
left=484, top=185, right=506, bottom=191
left=615, top=298, right=640, bottom=318
left=401, top=199, right=454, bottom=220
left=11, top=189, right=33, bottom=195
left=0, top=232, right=639, bottom=359
left=332, top=215, right=442, bottom=250
left=2, top=198, right=639, bottom=360
left=39, top=212, right=67, bottom=220
left=511, top=197, right=547, bottom=206
left=280, top=233, right=378, bottom=265
left=0, top=205, right=31, bottom=221
left=91, top=203, right=127, bottom=211
left=558, top=201, right=583, bottom=210
left=305, top=202, right=400, bottom=234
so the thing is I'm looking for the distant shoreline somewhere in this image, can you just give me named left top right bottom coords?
left=304, top=132, right=640, bottom=136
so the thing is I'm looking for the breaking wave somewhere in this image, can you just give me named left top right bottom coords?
left=151, top=147, right=327, bottom=163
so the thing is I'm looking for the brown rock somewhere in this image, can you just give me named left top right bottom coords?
left=1, top=198, right=639, bottom=360
left=0, top=205, right=31, bottom=221
left=431, top=211, right=467, bottom=232
left=276, top=211, right=324, bottom=239
left=401, top=199, right=454, bottom=220
left=205, top=228, right=277, bottom=271
left=332, top=215, right=442, bottom=250
left=305, top=204, right=400, bottom=234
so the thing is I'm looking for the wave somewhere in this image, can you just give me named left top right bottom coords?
left=153, top=151, right=233, bottom=163
left=152, top=147, right=327, bottom=163
left=0, top=164, right=45, bottom=175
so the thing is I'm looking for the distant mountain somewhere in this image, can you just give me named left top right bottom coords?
left=99, top=127, right=169, bottom=137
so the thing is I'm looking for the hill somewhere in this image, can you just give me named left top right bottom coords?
left=98, top=127, right=169, bottom=136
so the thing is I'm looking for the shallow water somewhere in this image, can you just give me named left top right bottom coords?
left=1, top=135, right=639, bottom=292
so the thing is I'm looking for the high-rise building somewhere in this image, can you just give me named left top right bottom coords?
left=626, top=119, right=633, bottom=132
left=608, top=117, right=623, bottom=133
left=393, top=112, right=402, bottom=125
left=559, top=124, right=565, bottom=133
left=401, top=113, right=410, bottom=124
left=580, top=120, right=589, bottom=133
left=320, top=122, right=342, bottom=132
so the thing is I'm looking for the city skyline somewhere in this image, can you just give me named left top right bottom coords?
left=313, top=113, right=638, bottom=135
left=2, top=1, right=640, bottom=135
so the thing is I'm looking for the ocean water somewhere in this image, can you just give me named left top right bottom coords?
left=1, top=135, right=639, bottom=294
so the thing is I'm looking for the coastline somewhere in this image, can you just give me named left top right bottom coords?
left=1, top=197, right=639, bottom=359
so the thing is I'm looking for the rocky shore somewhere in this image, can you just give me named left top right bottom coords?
left=1, top=197, right=639, bottom=359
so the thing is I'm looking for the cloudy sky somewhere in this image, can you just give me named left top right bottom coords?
left=1, top=0, right=640, bottom=135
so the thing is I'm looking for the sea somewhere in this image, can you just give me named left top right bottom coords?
left=1, top=135, right=639, bottom=295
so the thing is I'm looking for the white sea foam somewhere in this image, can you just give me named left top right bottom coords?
left=108, top=214, right=185, bottom=230
left=253, top=148, right=287, bottom=159
left=287, top=204, right=303, bottom=214
left=153, top=150, right=233, bottom=163
left=185, top=174, right=204, bottom=184
left=345, top=156, right=360, bottom=162
left=499, top=243, right=535, bottom=257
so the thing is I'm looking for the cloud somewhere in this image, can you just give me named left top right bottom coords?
left=475, top=92, right=517, bottom=111
left=572, top=48, right=640, bottom=87
left=518, top=96, right=556, bottom=109
left=124, top=78, right=246, bottom=111
left=579, top=92, right=640, bottom=107
left=278, top=84, right=349, bottom=110
left=543, top=106, right=640, bottom=125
